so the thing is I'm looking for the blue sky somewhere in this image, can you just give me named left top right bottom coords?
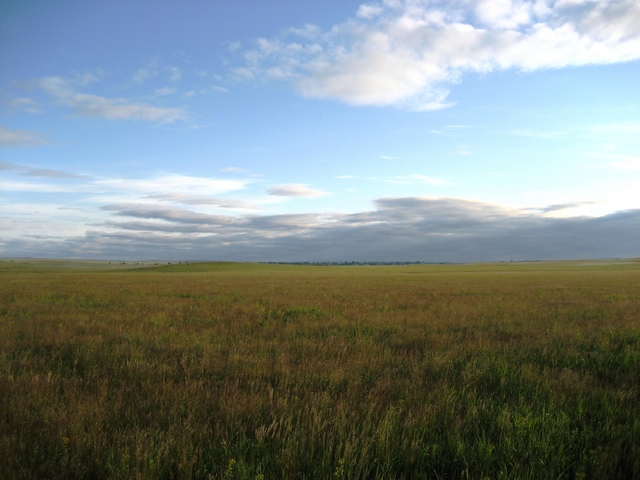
left=1, top=0, right=639, bottom=261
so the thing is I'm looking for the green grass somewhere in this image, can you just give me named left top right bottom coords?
left=1, top=259, right=639, bottom=479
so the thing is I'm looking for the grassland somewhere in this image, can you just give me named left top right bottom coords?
left=1, top=259, right=639, bottom=479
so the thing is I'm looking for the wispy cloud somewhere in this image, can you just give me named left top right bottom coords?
left=7, top=97, right=42, bottom=114
left=509, top=130, right=559, bottom=140
left=590, top=124, right=640, bottom=135
left=596, top=154, right=640, bottom=172
left=267, top=184, right=331, bottom=197
left=154, top=87, right=177, bottom=96
left=510, top=123, right=640, bottom=140
left=95, top=174, right=249, bottom=196
left=133, top=57, right=160, bottom=84
left=0, top=180, right=92, bottom=193
left=0, top=126, right=52, bottom=147
left=37, top=76, right=188, bottom=123
left=236, top=0, right=640, bottom=110
left=364, top=174, right=452, bottom=186
left=102, top=204, right=237, bottom=226
left=590, top=150, right=640, bottom=172
left=0, top=161, right=84, bottom=179
left=2, top=167, right=254, bottom=201
left=220, top=167, right=249, bottom=174
left=167, top=66, right=182, bottom=83
left=533, top=201, right=598, bottom=214
left=133, top=68, right=155, bottom=84
left=409, top=174, right=451, bottom=186
left=145, top=193, right=259, bottom=210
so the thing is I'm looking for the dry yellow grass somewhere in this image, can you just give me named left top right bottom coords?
left=1, top=259, right=639, bottom=478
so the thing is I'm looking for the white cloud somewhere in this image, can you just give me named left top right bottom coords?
left=475, top=0, right=533, bottom=29
left=0, top=126, right=51, bottom=147
left=267, top=184, right=331, bottom=197
left=237, top=0, right=640, bottom=110
left=37, top=76, right=188, bottom=123
left=96, top=174, right=249, bottom=196
left=357, top=4, right=384, bottom=19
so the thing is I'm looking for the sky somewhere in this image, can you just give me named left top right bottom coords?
left=1, top=0, right=639, bottom=262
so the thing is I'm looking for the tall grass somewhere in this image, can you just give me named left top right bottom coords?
left=1, top=260, right=639, bottom=479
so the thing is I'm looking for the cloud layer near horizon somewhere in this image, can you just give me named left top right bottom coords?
left=238, top=0, right=640, bottom=110
left=3, top=195, right=638, bottom=262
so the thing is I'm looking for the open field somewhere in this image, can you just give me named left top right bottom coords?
left=1, top=259, right=639, bottom=479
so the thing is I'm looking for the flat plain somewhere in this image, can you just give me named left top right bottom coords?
left=1, top=259, right=639, bottom=479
